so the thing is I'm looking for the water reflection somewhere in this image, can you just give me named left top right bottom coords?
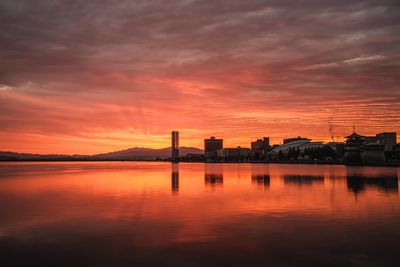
left=171, top=163, right=179, bottom=195
left=0, top=162, right=399, bottom=267
left=345, top=167, right=399, bottom=196
left=204, top=163, right=223, bottom=192
left=251, top=164, right=270, bottom=189
left=346, top=175, right=398, bottom=195
left=284, top=175, right=324, bottom=186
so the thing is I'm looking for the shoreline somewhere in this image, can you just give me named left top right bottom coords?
left=1, top=159, right=399, bottom=167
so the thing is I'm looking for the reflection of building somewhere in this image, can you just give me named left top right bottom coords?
left=171, top=163, right=179, bottom=194
left=251, top=165, right=270, bottom=189
left=204, top=163, right=223, bottom=191
left=251, top=137, right=270, bottom=159
left=346, top=175, right=398, bottom=195
left=284, top=175, right=324, bottom=185
left=204, top=137, right=223, bottom=159
left=171, top=131, right=179, bottom=161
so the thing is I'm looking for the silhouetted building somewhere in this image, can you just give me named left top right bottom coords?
left=251, top=137, right=270, bottom=159
left=219, top=147, right=250, bottom=160
left=343, top=131, right=396, bottom=164
left=364, top=136, right=379, bottom=144
left=343, top=132, right=365, bottom=164
left=204, top=136, right=223, bottom=159
left=361, top=143, right=385, bottom=164
left=327, top=142, right=345, bottom=158
left=269, top=138, right=323, bottom=160
left=376, top=132, right=397, bottom=151
left=283, top=136, right=309, bottom=144
left=183, top=153, right=205, bottom=162
left=271, top=144, right=280, bottom=150
left=171, top=131, right=179, bottom=161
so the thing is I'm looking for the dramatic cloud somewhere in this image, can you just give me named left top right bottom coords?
left=0, top=0, right=399, bottom=153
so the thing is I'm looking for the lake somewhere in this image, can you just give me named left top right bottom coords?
left=0, top=162, right=399, bottom=266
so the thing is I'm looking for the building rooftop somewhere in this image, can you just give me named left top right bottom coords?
left=345, top=132, right=365, bottom=139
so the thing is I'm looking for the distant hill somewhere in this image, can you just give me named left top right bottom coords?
left=0, top=151, right=86, bottom=161
left=91, top=147, right=203, bottom=160
left=0, top=147, right=203, bottom=161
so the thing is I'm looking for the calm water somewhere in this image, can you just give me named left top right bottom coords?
left=0, top=162, right=399, bottom=267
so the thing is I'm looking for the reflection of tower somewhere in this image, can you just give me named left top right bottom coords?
left=171, top=163, right=179, bottom=195
left=204, top=163, right=223, bottom=191
left=171, top=131, right=179, bottom=162
left=251, top=164, right=270, bottom=189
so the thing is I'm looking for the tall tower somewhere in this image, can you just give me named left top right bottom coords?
left=171, top=131, right=179, bottom=161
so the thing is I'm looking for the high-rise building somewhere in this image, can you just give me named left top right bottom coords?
left=204, top=136, right=223, bottom=159
left=171, top=131, right=179, bottom=161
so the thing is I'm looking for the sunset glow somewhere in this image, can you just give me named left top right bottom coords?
left=0, top=1, right=399, bottom=154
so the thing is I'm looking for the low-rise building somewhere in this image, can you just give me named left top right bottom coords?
left=219, top=147, right=251, bottom=160
left=361, top=143, right=385, bottom=164
left=269, top=138, right=324, bottom=159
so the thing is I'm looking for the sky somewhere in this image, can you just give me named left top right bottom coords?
left=0, top=0, right=399, bottom=154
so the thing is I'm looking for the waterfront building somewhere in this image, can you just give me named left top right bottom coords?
left=343, top=131, right=397, bottom=164
left=221, top=147, right=251, bottom=160
left=171, top=131, right=179, bottom=161
left=327, top=142, right=345, bottom=158
left=269, top=138, right=324, bottom=159
left=283, top=136, right=309, bottom=144
left=361, top=143, right=385, bottom=164
left=184, top=153, right=205, bottom=162
left=364, top=136, right=379, bottom=144
left=376, top=132, right=397, bottom=151
left=251, top=137, right=270, bottom=159
left=343, top=132, right=365, bottom=164
left=204, top=136, right=223, bottom=159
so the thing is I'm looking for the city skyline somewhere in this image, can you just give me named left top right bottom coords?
left=1, top=128, right=398, bottom=155
left=1, top=0, right=399, bottom=154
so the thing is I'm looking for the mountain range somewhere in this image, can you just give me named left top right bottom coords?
left=0, top=147, right=203, bottom=161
